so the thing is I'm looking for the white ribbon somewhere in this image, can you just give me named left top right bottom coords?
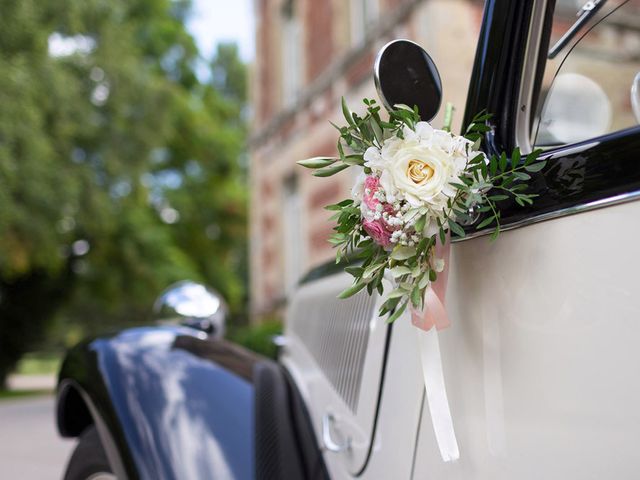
left=417, top=327, right=460, bottom=462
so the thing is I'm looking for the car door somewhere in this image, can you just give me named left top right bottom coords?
left=414, top=0, right=640, bottom=478
left=280, top=269, right=391, bottom=477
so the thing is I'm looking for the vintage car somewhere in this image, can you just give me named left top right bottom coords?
left=56, top=0, right=640, bottom=478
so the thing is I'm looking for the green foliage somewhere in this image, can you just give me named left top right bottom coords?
left=298, top=101, right=547, bottom=323
left=0, top=0, right=248, bottom=386
left=228, top=319, right=283, bottom=360
left=15, top=352, right=62, bottom=376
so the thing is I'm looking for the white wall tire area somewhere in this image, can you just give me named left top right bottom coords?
left=64, top=425, right=116, bottom=480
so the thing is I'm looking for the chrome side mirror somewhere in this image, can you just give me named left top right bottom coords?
left=153, top=280, right=227, bottom=338
left=374, top=39, right=442, bottom=121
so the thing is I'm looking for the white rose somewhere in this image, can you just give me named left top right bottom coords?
left=379, top=138, right=463, bottom=207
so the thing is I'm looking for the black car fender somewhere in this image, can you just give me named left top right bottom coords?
left=56, top=325, right=327, bottom=480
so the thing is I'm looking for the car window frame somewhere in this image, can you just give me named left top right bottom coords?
left=458, top=0, right=640, bottom=242
left=515, top=0, right=640, bottom=155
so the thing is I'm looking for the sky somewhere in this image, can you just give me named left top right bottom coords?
left=186, top=0, right=256, bottom=62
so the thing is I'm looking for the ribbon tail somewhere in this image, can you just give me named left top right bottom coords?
left=417, top=327, right=460, bottom=462
left=412, top=286, right=451, bottom=331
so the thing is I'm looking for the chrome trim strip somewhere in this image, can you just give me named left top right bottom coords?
left=515, top=0, right=548, bottom=154
left=540, top=141, right=601, bottom=159
left=456, top=189, right=640, bottom=242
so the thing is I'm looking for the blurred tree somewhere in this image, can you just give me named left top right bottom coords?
left=0, top=0, right=247, bottom=387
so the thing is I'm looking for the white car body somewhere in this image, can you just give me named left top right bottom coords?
left=281, top=0, right=640, bottom=478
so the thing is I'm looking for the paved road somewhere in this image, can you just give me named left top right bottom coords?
left=0, top=395, right=75, bottom=479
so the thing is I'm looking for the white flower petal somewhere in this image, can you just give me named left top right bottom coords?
left=351, top=171, right=366, bottom=204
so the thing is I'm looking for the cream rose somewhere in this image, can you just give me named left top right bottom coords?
left=364, top=122, right=474, bottom=208
left=378, top=141, right=462, bottom=207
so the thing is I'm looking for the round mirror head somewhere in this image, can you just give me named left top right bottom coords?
left=374, top=39, right=443, bottom=121
left=153, top=280, right=227, bottom=338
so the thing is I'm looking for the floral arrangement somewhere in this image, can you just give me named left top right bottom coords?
left=298, top=98, right=545, bottom=323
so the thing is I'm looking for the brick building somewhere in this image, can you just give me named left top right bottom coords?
left=249, top=0, right=640, bottom=316
left=248, top=0, right=485, bottom=317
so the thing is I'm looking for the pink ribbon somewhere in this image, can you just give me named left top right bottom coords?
left=411, top=238, right=451, bottom=331
left=409, top=235, right=459, bottom=461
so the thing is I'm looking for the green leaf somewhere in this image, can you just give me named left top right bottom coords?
left=338, top=280, right=366, bottom=299
left=513, top=171, right=531, bottom=181
left=471, top=123, right=491, bottom=134
left=386, top=301, right=408, bottom=324
left=448, top=219, right=466, bottom=238
left=480, top=157, right=488, bottom=178
left=341, top=97, right=355, bottom=127
left=524, top=161, right=547, bottom=173
left=390, top=266, right=412, bottom=278
left=344, top=266, right=364, bottom=277
left=337, top=141, right=346, bottom=160
left=394, top=103, right=414, bottom=112
left=370, top=118, right=383, bottom=144
left=524, top=149, right=543, bottom=166
left=414, top=215, right=426, bottom=234
left=387, top=288, right=408, bottom=299
left=488, top=194, right=509, bottom=201
left=476, top=215, right=496, bottom=229
left=498, top=152, right=507, bottom=172
left=411, top=286, right=422, bottom=308
left=363, top=263, right=382, bottom=279
left=470, top=111, right=492, bottom=123
left=470, top=153, right=485, bottom=165
left=429, top=269, right=437, bottom=282
left=343, top=154, right=364, bottom=166
left=326, top=199, right=354, bottom=209
left=296, top=157, right=337, bottom=169
left=312, top=163, right=350, bottom=177
left=379, top=296, right=401, bottom=316
left=391, top=245, right=417, bottom=261
left=442, top=102, right=454, bottom=132
left=511, top=147, right=521, bottom=168
left=490, top=226, right=501, bottom=241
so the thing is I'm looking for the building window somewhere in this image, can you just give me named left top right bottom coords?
left=350, top=0, right=379, bottom=46
left=281, top=0, right=303, bottom=108
left=282, top=175, right=304, bottom=297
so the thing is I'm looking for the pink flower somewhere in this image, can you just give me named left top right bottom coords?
left=363, top=176, right=381, bottom=210
left=363, top=218, right=392, bottom=248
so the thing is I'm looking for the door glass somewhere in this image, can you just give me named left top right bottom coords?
left=533, top=0, right=640, bottom=147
